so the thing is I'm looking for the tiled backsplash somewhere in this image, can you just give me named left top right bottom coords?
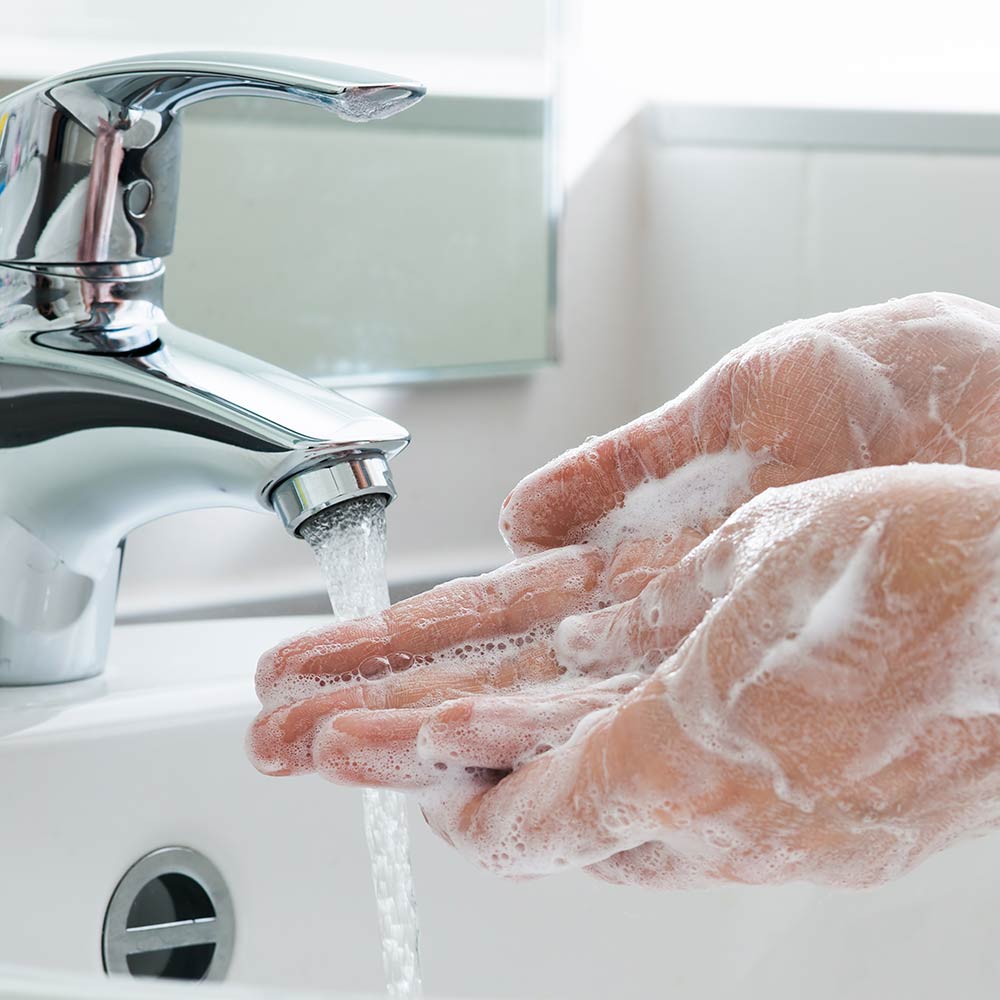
left=638, top=105, right=1000, bottom=403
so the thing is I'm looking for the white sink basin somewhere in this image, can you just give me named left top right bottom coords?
left=2, top=616, right=1000, bottom=999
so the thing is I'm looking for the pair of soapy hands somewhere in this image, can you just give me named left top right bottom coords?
left=251, top=292, right=1000, bottom=889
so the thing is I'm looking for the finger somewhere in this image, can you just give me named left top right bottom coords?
left=311, top=709, right=436, bottom=789
left=418, top=684, right=667, bottom=877
left=256, top=546, right=605, bottom=704
left=605, top=525, right=711, bottom=601
left=551, top=555, right=712, bottom=678
left=251, top=541, right=716, bottom=779
left=248, top=644, right=561, bottom=776
left=415, top=675, right=642, bottom=772
left=499, top=366, right=732, bottom=556
left=585, top=840, right=702, bottom=889
left=307, top=679, right=633, bottom=791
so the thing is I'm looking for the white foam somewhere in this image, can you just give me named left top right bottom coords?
left=588, top=446, right=762, bottom=553
left=726, top=517, right=885, bottom=706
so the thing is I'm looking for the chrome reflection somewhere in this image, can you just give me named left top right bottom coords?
left=0, top=53, right=423, bottom=684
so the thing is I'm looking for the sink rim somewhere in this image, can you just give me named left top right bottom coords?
left=0, top=615, right=329, bottom=744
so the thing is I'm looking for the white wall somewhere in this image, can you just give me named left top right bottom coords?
left=0, top=0, right=547, bottom=86
left=563, top=0, right=1000, bottom=113
left=638, top=128, right=1000, bottom=408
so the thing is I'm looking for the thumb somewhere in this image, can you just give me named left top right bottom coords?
left=499, top=366, right=732, bottom=556
left=551, top=555, right=712, bottom=678
left=417, top=695, right=659, bottom=876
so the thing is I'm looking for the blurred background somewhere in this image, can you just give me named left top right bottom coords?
left=4, top=0, right=999, bottom=618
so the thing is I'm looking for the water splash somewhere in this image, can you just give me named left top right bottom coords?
left=302, top=496, right=423, bottom=997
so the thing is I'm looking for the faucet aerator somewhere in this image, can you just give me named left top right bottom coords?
left=270, top=455, right=397, bottom=538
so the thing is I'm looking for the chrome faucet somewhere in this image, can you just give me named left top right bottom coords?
left=0, top=53, right=424, bottom=685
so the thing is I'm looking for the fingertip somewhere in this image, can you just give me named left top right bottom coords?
left=253, top=624, right=335, bottom=703
left=312, top=709, right=432, bottom=790
left=498, top=518, right=546, bottom=558
left=254, top=641, right=288, bottom=701
left=248, top=685, right=371, bottom=777
left=497, top=466, right=567, bottom=554
left=247, top=705, right=314, bottom=777
left=254, top=617, right=399, bottom=706
left=419, top=803, right=455, bottom=846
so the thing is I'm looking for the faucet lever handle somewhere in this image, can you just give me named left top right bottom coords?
left=48, top=51, right=425, bottom=127
left=0, top=51, right=424, bottom=267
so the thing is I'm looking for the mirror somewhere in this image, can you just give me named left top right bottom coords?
left=164, top=2, right=560, bottom=384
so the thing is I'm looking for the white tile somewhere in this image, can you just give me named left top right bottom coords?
left=640, top=145, right=807, bottom=404
left=803, top=150, right=1000, bottom=314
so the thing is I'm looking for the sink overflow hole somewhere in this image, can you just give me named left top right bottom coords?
left=103, top=847, right=234, bottom=982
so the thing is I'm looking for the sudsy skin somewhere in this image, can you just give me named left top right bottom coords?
left=249, top=292, right=1000, bottom=887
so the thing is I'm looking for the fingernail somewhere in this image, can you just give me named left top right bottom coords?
left=330, top=709, right=425, bottom=743
left=278, top=702, right=324, bottom=744
left=389, top=652, right=414, bottom=672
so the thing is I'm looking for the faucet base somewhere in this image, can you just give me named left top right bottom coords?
left=0, top=519, right=121, bottom=686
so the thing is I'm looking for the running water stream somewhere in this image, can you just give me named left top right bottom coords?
left=302, top=496, right=423, bottom=997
